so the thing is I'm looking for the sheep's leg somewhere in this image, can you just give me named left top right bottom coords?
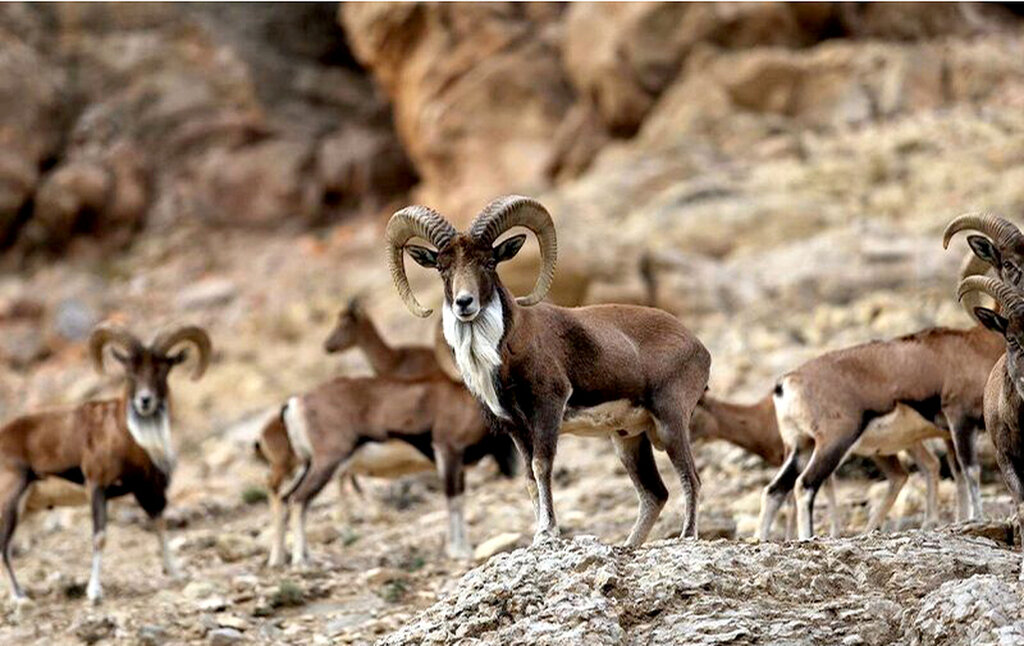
left=268, top=493, right=288, bottom=568
left=266, top=457, right=294, bottom=568
left=286, top=461, right=341, bottom=568
left=613, top=432, right=668, bottom=547
left=907, top=442, right=941, bottom=528
left=0, top=470, right=31, bottom=602
left=947, top=413, right=983, bottom=520
left=865, top=454, right=908, bottom=533
left=525, top=397, right=567, bottom=546
left=530, top=436, right=559, bottom=545
left=988, top=443, right=1024, bottom=581
left=760, top=448, right=801, bottom=540
left=435, top=444, right=471, bottom=560
left=510, top=435, right=539, bottom=523
left=650, top=386, right=703, bottom=539
left=154, top=516, right=181, bottom=579
left=289, top=503, right=309, bottom=568
left=333, top=465, right=360, bottom=523
left=784, top=492, right=797, bottom=539
left=824, top=476, right=841, bottom=537
left=794, top=427, right=858, bottom=540
left=86, top=485, right=108, bottom=604
left=131, top=486, right=178, bottom=580
left=945, top=438, right=969, bottom=521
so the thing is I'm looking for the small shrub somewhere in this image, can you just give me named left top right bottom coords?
left=241, top=486, right=268, bottom=505
left=380, top=579, right=408, bottom=603
left=270, top=580, right=305, bottom=608
left=400, top=549, right=426, bottom=573
left=341, top=527, right=360, bottom=547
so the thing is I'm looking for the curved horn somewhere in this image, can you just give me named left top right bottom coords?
left=88, top=325, right=142, bottom=375
left=957, top=276, right=1024, bottom=318
left=469, top=195, right=557, bottom=306
left=152, top=325, right=212, bottom=380
left=385, top=206, right=457, bottom=318
left=942, top=212, right=1023, bottom=250
left=957, top=251, right=994, bottom=322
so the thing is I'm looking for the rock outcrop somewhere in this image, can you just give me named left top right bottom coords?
left=0, top=3, right=415, bottom=256
left=384, top=531, right=1024, bottom=645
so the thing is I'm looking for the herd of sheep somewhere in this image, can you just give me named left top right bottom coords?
left=1, top=196, right=1023, bottom=609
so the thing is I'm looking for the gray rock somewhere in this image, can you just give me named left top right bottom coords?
left=383, top=533, right=1022, bottom=645
left=177, top=278, right=238, bottom=311
left=137, top=624, right=169, bottom=646
left=54, top=298, right=98, bottom=341
left=208, top=627, right=244, bottom=645
left=73, top=615, right=116, bottom=644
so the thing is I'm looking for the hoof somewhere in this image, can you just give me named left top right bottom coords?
left=10, top=593, right=32, bottom=608
left=86, top=587, right=103, bottom=605
left=531, top=528, right=559, bottom=547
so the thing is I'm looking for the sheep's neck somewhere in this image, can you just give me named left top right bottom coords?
left=355, top=315, right=401, bottom=375
left=702, top=395, right=785, bottom=467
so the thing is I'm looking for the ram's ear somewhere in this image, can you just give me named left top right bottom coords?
left=975, top=307, right=1009, bottom=336
left=168, top=349, right=189, bottom=366
left=111, top=348, right=131, bottom=366
left=405, top=245, right=438, bottom=269
left=967, top=235, right=1001, bottom=268
left=494, top=234, right=527, bottom=264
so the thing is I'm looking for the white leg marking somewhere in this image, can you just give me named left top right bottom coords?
left=290, top=503, right=308, bottom=567
left=445, top=494, right=471, bottom=560
left=824, top=476, right=841, bottom=537
left=87, top=531, right=105, bottom=604
left=966, top=466, right=984, bottom=520
left=156, top=517, right=181, bottom=579
left=268, top=495, right=287, bottom=568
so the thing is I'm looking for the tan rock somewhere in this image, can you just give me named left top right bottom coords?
left=473, top=532, right=523, bottom=561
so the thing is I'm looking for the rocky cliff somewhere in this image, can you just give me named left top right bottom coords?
left=3, top=3, right=1024, bottom=645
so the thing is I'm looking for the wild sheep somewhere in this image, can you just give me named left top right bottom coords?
left=385, top=195, right=711, bottom=545
left=757, top=322, right=1001, bottom=540
left=258, top=375, right=515, bottom=565
left=0, top=324, right=211, bottom=603
left=693, top=393, right=947, bottom=534
left=958, top=275, right=1024, bottom=580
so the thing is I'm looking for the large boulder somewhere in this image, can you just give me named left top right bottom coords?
left=383, top=533, right=1023, bottom=645
left=341, top=3, right=576, bottom=220
left=562, top=3, right=834, bottom=136
left=0, top=3, right=416, bottom=252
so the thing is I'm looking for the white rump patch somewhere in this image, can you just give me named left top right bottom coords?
left=127, top=407, right=176, bottom=476
left=442, top=294, right=507, bottom=418
left=283, top=396, right=314, bottom=461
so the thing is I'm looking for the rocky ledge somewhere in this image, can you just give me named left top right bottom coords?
left=383, top=527, right=1023, bottom=646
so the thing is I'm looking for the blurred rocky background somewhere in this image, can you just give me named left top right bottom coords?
left=4, top=3, right=1024, bottom=643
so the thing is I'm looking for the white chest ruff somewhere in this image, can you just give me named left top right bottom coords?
left=127, top=408, right=176, bottom=476
left=442, top=296, right=508, bottom=419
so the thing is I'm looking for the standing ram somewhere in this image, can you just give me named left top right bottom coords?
left=0, top=324, right=210, bottom=604
left=385, top=195, right=711, bottom=545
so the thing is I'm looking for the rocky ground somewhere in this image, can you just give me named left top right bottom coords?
left=4, top=2, right=1024, bottom=644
